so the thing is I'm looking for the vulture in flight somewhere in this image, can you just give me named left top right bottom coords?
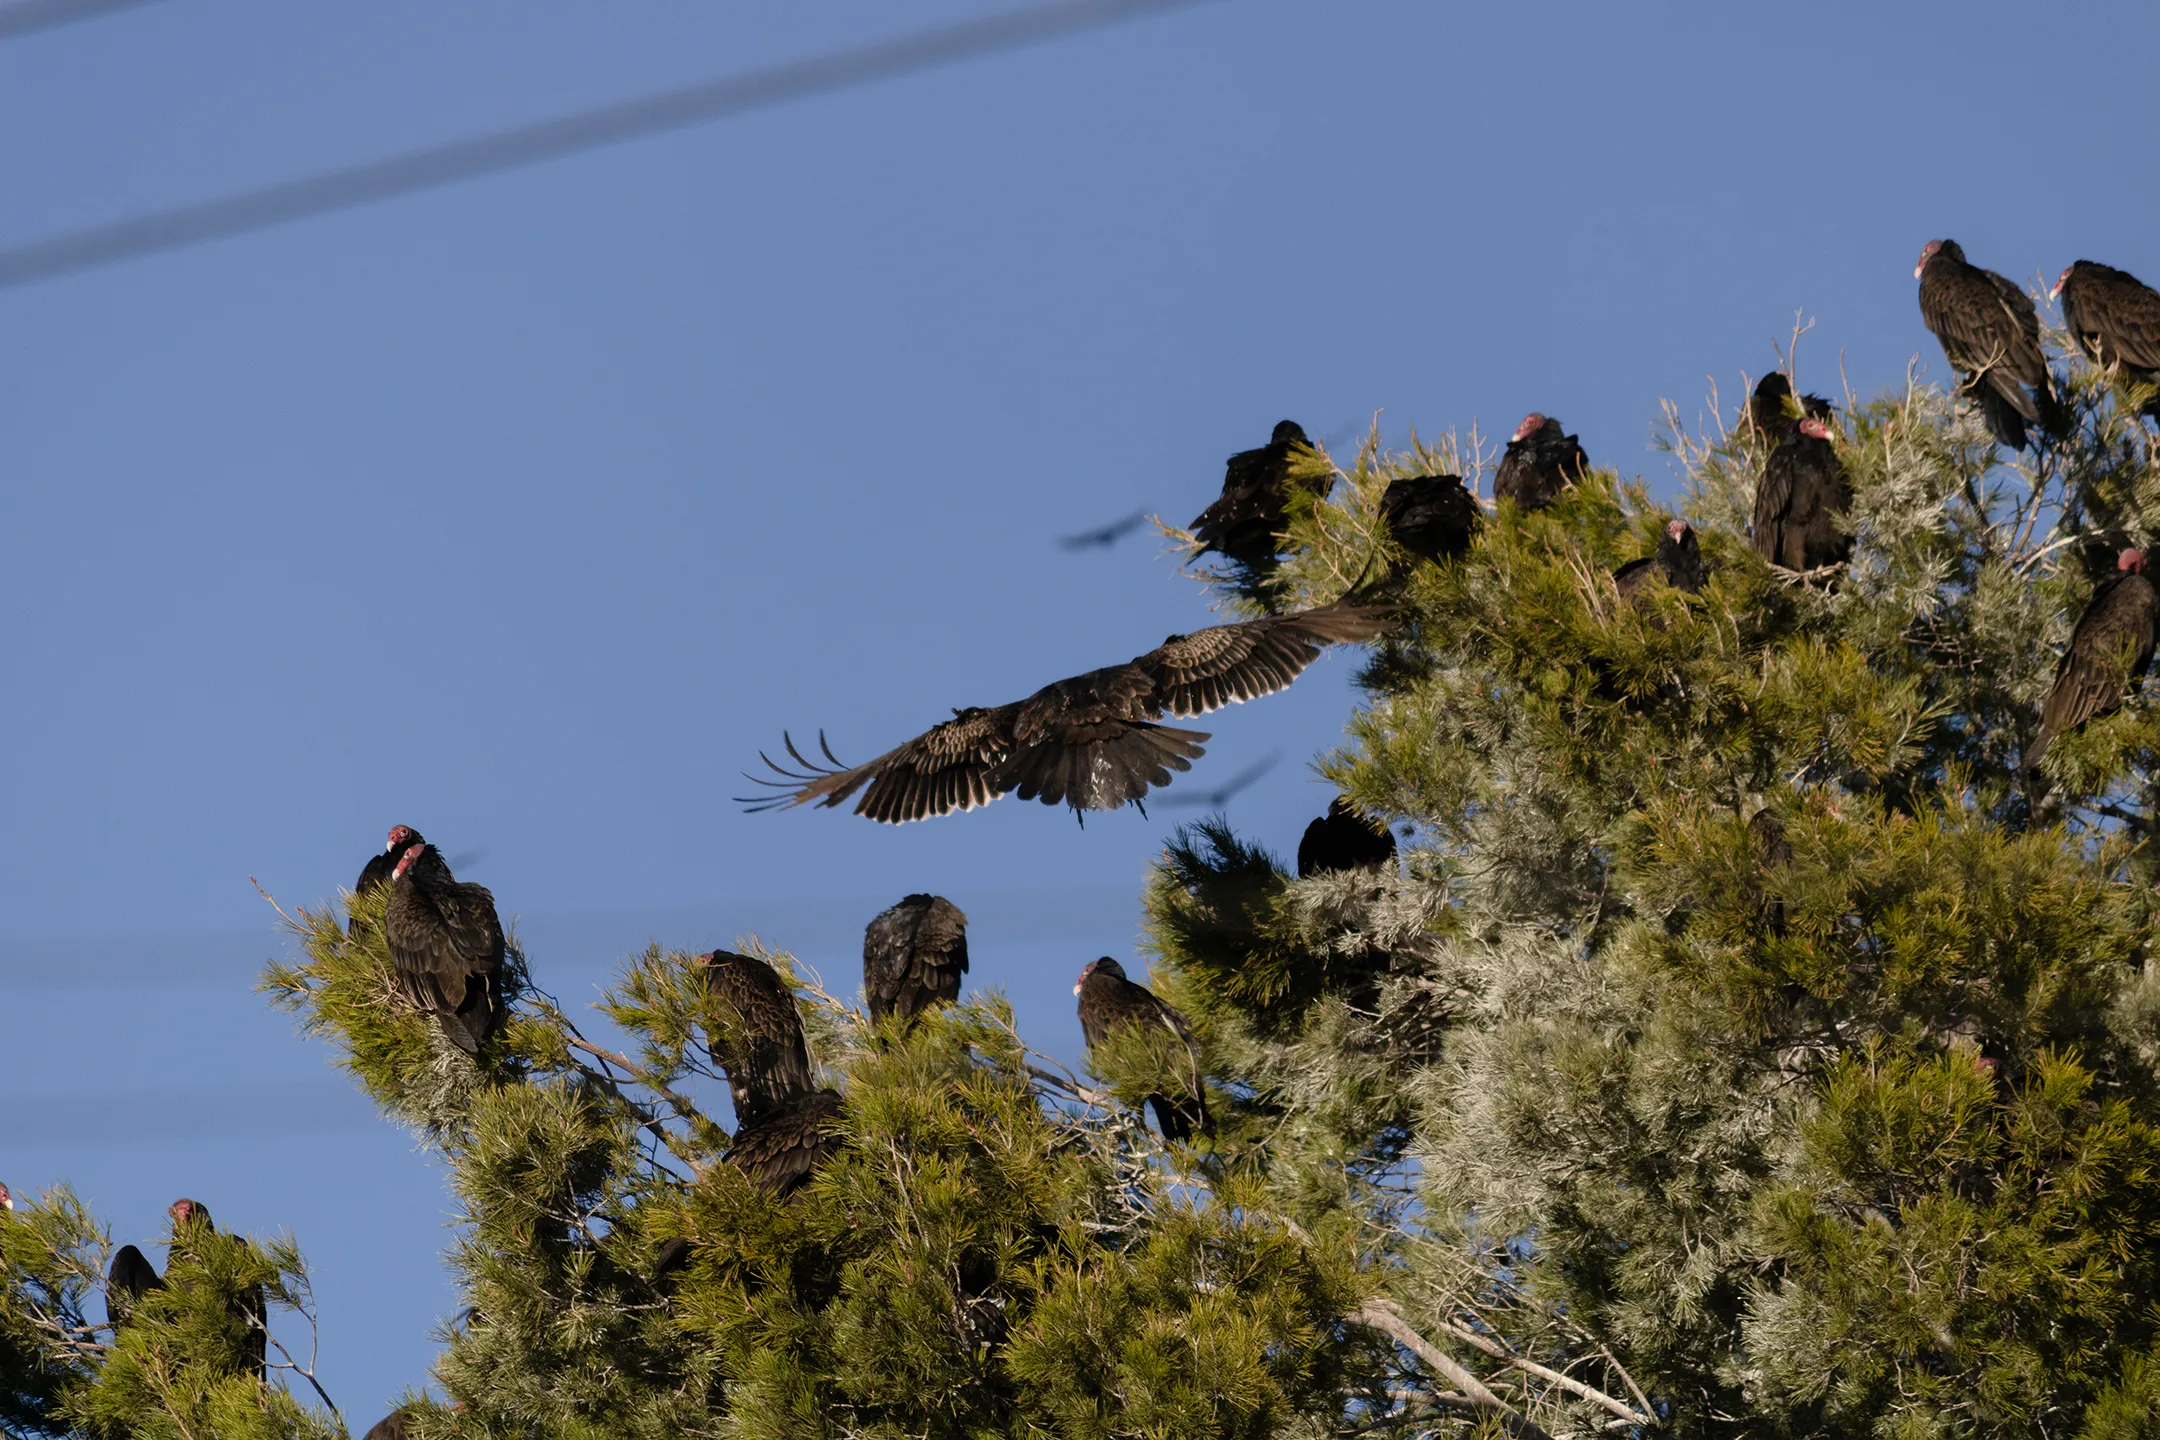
left=1190, top=420, right=1328, bottom=565
left=698, top=951, right=815, bottom=1127
left=744, top=600, right=1391, bottom=824
left=383, top=843, right=505, bottom=1056
left=1296, top=797, right=1396, bottom=878
left=348, top=824, right=423, bottom=935
left=1754, top=416, right=1852, bottom=573
left=1614, top=520, right=1706, bottom=597
left=863, top=894, right=970, bottom=1027
left=1916, top=239, right=2063, bottom=448
left=1379, top=472, right=1478, bottom=563
left=106, top=1200, right=266, bottom=1377
left=2026, top=548, right=2158, bottom=774
left=1493, top=414, right=1588, bottom=511
left=728, top=1088, right=845, bottom=1198
left=2055, top=261, right=2160, bottom=418
left=1075, top=958, right=1208, bottom=1142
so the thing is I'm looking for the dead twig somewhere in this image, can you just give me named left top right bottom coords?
left=1347, top=1299, right=1556, bottom=1440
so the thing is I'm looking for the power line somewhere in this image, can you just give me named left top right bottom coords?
left=0, top=0, right=160, bottom=41
left=0, top=0, right=1220, bottom=292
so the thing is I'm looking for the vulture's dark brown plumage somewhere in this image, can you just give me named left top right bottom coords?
left=1748, top=373, right=1833, bottom=437
left=698, top=951, right=815, bottom=1128
left=745, top=601, right=1391, bottom=824
left=1074, top=957, right=1207, bottom=1142
left=105, top=1243, right=162, bottom=1331
left=863, top=894, right=970, bottom=1027
left=2055, top=261, right=2160, bottom=418
left=383, top=843, right=505, bottom=1055
left=1614, top=520, right=1706, bottom=597
left=1493, top=413, right=1588, bottom=510
left=1916, top=239, right=2064, bottom=448
left=1379, top=472, right=1478, bottom=562
left=348, top=824, right=423, bottom=935
left=1190, top=420, right=1327, bottom=565
left=1753, top=416, right=1853, bottom=573
left=2027, top=549, right=2158, bottom=773
left=728, top=1088, right=844, bottom=1197
left=109, top=1201, right=265, bottom=1376
left=1296, top=797, right=1397, bottom=878
left=363, top=1408, right=416, bottom=1440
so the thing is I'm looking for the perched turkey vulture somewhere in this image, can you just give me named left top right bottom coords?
left=348, top=824, right=423, bottom=935
left=383, top=843, right=505, bottom=1056
left=1296, top=797, right=1396, bottom=878
left=363, top=1409, right=415, bottom=1440
left=1614, top=520, right=1706, bottom=597
left=105, top=1243, right=162, bottom=1331
left=698, top=951, right=815, bottom=1128
left=1916, top=239, right=2064, bottom=448
left=1493, top=414, right=1588, bottom=511
left=1753, top=416, right=1853, bottom=573
left=1748, top=373, right=1834, bottom=438
left=1190, top=421, right=1327, bottom=565
left=108, top=1201, right=266, bottom=1376
left=2054, top=261, right=2160, bottom=418
left=744, top=601, right=1391, bottom=824
left=727, top=1088, right=844, bottom=1197
left=863, top=894, right=970, bottom=1027
left=1379, top=472, right=1478, bottom=562
left=1074, top=958, right=1208, bottom=1142
left=2026, top=548, right=2158, bottom=773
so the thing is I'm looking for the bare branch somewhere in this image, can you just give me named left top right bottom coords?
left=1347, top=1299, right=1556, bottom=1440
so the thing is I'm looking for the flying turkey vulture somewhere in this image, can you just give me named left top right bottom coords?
left=698, top=951, right=815, bottom=1127
left=382, top=842, right=505, bottom=1056
left=1296, top=797, right=1396, bottom=878
left=1190, top=421, right=1327, bottom=565
left=1074, top=958, right=1208, bottom=1142
left=348, top=824, right=423, bottom=935
left=2026, top=548, right=2158, bottom=773
left=727, top=1087, right=844, bottom=1197
left=744, top=601, right=1391, bottom=824
left=1493, top=414, right=1588, bottom=510
left=107, top=1201, right=266, bottom=1376
left=2054, top=261, right=2160, bottom=418
left=1753, top=416, right=1853, bottom=573
left=1916, top=239, right=2064, bottom=448
left=1379, top=472, right=1478, bottom=562
left=862, top=894, right=970, bottom=1027
left=1614, top=520, right=1706, bottom=597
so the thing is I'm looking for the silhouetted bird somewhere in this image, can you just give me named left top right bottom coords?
left=1059, top=509, right=1150, bottom=551
left=1296, top=798, right=1397, bottom=878
left=2027, top=548, right=2157, bottom=774
left=1157, top=751, right=1281, bottom=810
left=1493, top=414, right=1588, bottom=510
left=1379, top=472, right=1478, bottom=562
left=2055, top=261, right=2160, bottom=418
left=745, top=602, right=1390, bottom=823
left=383, top=843, right=505, bottom=1055
left=1916, top=239, right=2064, bottom=448
left=1190, top=421, right=1327, bottom=565
left=1748, top=372, right=1833, bottom=438
left=698, top=951, right=815, bottom=1127
left=107, top=1200, right=265, bottom=1377
left=1754, top=416, right=1853, bottom=573
left=105, top=1243, right=161, bottom=1331
left=348, top=824, right=423, bottom=935
left=1614, top=520, right=1706, bottom=597
left=728, top=1088, right=844, bottom=1197
left=1074, top=958, right=1207, bottom=1141
left=363, top=1409, right=415, bottom=1440
left=863, top=894, right=970, bottom=1027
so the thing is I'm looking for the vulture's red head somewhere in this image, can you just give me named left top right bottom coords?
left=392, top=842, right=427, bottom=880
left=168, top=1198, right=209, bottom=1229
left=386, top=824, right=419, bottom=853
left=2049, top=266, right=2072, bottom=301
left=0, top=1181, right=12, bottom=1211
left=1512, top=413, right=1545, bottom=443
left=2120, top=548, right=2147, bottom=574
left=1665, top=519, right=1690, bottom=542
left=1798, top=417, right=1834, bottom=441
left=1074, top=956, right=1124, bottom=996
left=1914, top=239, right=1946, bottom=279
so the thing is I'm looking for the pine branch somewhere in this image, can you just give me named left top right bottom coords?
left=1424, top=1313, right=1654, bottom=1427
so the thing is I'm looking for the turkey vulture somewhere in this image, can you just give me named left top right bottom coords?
left=1379, top=472, right=1478, bottom=562
left=2026, top=548, right=2158, bottom=773
left=2054, top=261, right=2160, bottom=418
left=105, top=1244, right=162, bottom=1331
left=364, top=1409, right=415, bottom=1440
left=698, top=951, right=815, bottom=1127
left=1074, top=958, right=1208, bottom=1142
left=862, top=894, right=969, bottom=1027
left=1190, top=421, right=1327, bottom=565
left=1493, top=414, right=1588, bottom=510
left=108, top=1201, right=266, bottom=1376
left=383, top=843, right=505, bottom=1055
left=0, top=1181, right=11, bottom=1211
left=348, top=824, right=423, bottom=935
left=1614, top=520, right=1706, bottom=597
left=744, top=601, right=1391, bottom=824
left=1916, top=239, right=2064, bottom=448
left=727, top=1088, right=844, bottom=1197
left=1748, top=373, right=1833, bottom=438
left=1753, top=416, right=1853, bottom=573
left=1296, top=797, right=1396, bottom=878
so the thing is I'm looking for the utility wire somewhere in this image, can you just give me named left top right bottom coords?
left=0, top=0, right=1220, bottom=292
left=0, top=0, right=159, bottom=41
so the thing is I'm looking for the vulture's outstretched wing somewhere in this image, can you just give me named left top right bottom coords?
left=740, top=707, right=1020, bottom=824
left=1139, top=603, right=1393, bottom=718
left=699, top=951, right=814, bottom=1127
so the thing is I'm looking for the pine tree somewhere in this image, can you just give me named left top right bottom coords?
left=6, top=299, right=2160, bottom=1438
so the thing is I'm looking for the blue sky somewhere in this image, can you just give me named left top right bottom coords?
left=3, top=0, right=2156, bottom=1425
